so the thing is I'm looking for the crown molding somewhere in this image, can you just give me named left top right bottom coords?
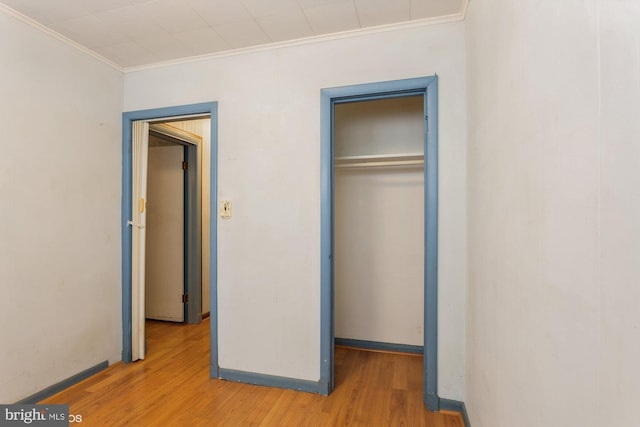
left=124, top=9, right=468, bottom=73
left=0, top=3, right=123, bottom=72
left=461, top=0, right=470, bottom=19
left=1, top=0, right=469, bottom=74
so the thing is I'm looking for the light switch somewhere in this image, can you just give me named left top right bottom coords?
left=220, top=200, right=232, bottom=219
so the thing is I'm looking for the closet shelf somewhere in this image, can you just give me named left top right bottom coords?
left=334, top=153, right=424, bottom=168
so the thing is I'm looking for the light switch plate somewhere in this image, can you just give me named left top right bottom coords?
left=220, top=200, right=232, bottom=219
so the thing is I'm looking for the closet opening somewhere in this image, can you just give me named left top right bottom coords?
left=320, top=77, right=439, bottom=410
left=333, top=95, right=425, bottom=357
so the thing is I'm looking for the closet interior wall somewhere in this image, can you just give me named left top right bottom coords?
left=334, top=96, right=425, bottom=347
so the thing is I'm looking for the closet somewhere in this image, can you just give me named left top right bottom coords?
left=334, top=95, right=425, bottom=349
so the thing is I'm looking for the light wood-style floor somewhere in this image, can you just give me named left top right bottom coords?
left=41, top=319, right=463, bottom=426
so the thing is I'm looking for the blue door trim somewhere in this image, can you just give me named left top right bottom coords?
left=121, top=102, right=219, bottom=379
left=320, top=76, right=439, bottom=410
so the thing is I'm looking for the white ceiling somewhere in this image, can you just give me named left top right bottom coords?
left=2, top=0, right=466, bottom=69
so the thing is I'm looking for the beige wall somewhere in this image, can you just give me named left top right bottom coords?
left=466, top=1, right=640, bottom=425
left=0, top=9, right=123, bottom=403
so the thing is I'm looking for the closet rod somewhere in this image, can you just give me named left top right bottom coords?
left=335, top=159, right=424, bottom=168
left=334, top=153, right=424, bottom=168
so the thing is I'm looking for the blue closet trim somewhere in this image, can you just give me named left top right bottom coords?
left=320, top=76, right=439, bottom=410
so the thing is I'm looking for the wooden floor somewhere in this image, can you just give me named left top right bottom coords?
left=41, top=319, right=463, bottom=427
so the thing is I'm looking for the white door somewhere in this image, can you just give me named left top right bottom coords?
left=145, top=144, right=185, bottom=322
left=131, top=121, right=149, bottom=361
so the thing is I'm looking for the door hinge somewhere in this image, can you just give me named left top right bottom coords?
left=425, top=115, right=429, bottom=132
left=182, top=161, right=188, bottom=170
left=182, top=294, right=188, bottom=303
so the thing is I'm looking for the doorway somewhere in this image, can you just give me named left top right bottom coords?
left=122, top=102, right=218, bottom=376
left=145, top=122, right=203, bottom=323
left=129, top=119, right=202, bottom=359
left=320, top=77, right=439, bottom=410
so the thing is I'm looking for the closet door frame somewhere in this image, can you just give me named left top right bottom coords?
left=320, top=76, right=439, bottom=410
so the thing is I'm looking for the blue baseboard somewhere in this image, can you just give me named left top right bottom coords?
left=15, top=360, right=109, bottom=404
left=218, top=368, right=321, bottom=394
left=335, top=337, right=423, bottom=354
left=440, top=398, right=471, bottom=427
left=425, top=392, right=440, bottom=411
left=317, top=379, right=330, bottom=396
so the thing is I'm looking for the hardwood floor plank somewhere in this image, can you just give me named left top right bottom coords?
left=40, top=320, right=463, bottom=426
